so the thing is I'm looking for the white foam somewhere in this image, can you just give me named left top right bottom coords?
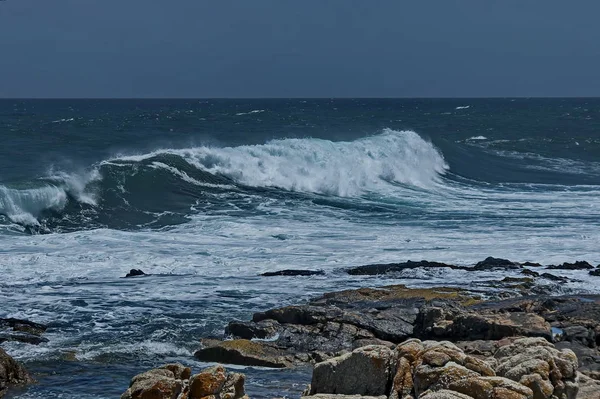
left=455, top=106, right=471, bottom=110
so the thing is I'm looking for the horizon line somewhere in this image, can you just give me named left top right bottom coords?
left=2, top=96, right=600, bottom=100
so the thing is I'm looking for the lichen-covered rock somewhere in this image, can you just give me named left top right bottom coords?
left=194, top=339, right=292, bottom=368
left=494, top=337, right=578, bottom=399
left=0, top=348, right=33, bottom=398
left=121, top=363, right=247, bottom=399
left=189, top=365, right=227, bottom=398
left=310, top=345, right=397, bottom=396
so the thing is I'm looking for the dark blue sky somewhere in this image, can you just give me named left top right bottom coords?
left=1, top=1, right=599, bottom=98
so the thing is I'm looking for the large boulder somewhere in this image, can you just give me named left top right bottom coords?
left=0, top=348, right=32, bottom=398
left=121, top=363, right=247, bottom=399
left=494, top=337, right=579, bottom=399
left=310, top=345, right=397, bottom=396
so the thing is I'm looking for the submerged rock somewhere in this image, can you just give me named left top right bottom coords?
left=0, top=318, right=48, bottom=345
left=346, top=260, right=463, bottom=276
left=547, top=261, right=594, bottom=270
left=0, top=348, right=33, bottom=398
left=121, top=363, right=247, bottom=399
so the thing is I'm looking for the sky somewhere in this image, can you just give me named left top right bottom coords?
left=0, top=1, right=599, bottom=98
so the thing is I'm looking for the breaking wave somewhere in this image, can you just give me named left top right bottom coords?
left=0, top=129, right=449, bottom=232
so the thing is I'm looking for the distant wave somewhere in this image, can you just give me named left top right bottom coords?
left=455, top=105, right=470, bottom=110
left=467, top=136, right=487, bottom=140
left=235, top=109, right=265, bottom=116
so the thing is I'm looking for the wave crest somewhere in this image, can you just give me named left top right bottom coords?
left=118, top=129, right=448, bottom=197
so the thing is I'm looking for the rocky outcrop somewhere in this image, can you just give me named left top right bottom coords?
left=121, top=363, right=247, bottom=399
left=0, top=347, right=33, bottom=398
left=306, top=338, right=579, bottom=399
left=200, top=285, right=482, bottom=367
left=197, top=282, right=600, bottom=369
left=0, top=317, right=48, bottom=345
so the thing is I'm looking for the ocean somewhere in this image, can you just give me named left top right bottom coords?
left=1, top=98, right=599, bottom=398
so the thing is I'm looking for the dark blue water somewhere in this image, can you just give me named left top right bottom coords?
left=1, top=99, right=599, bottom=398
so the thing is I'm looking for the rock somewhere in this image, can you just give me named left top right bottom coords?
left=0, top=348, right=33, bottom=398
left=410, top=341, right=495, bottom=395
left=194, top=339, right=292, bottom=368
left=554, top=341, right=600, bottom=381
left=121, top=368, right=182, bottom=399
left=226, top=319, right=280, bottom=340
left=0, top=318, right=48, bottom=345
left=189, top=365, right=227, bottom=398
left=576, top=372, right=600, bottom=399
left=303, top=395, right=386, bottom=399
left=347, top=261, right=463, bottom=276
left=416, top=303, right=552, bottom=341
left=215, top=285, right=481, bottom=367
left=121, top=363, right=247, bottom=399
left=521, top=269, right=540, bottom=278
left=539, top=273, right=569, bottom=282
left=547, top=261, right=594, bottom=270
left=494, top=337, right=579, bottom=399
left=448, top=376, right=533, bottom=399
left=125, top=269, right=146, bottom=278
left=522, top=262, right=542, bottom=267
left=473, top=257, right=520, bottom=271
left=303, top=337, right=581, bottom=399
left=590, top=269, right=600, bottom=277
left=419, top=390, right=475, bottom=399
left=261, top=270, right=325, bottom=277
left=310, top=345, right=397, bottom=396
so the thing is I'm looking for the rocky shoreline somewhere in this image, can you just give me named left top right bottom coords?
left=2, top=257, right=600, bottom=398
